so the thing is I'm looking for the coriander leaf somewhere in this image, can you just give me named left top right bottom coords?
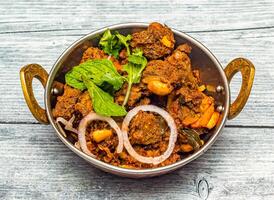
left=99, top=29, right=122, bottom=58
left=122, top=49, right=147, bottom=106
left=98, top=29, right=112, bottom=48
left=83, top=76, right=127, bottom=117
left=116, top=32, right=132, bottom=56
left=99, top=29, right=132, bottom=59
left=129, top=48, right=143, bottom=57
left=65, top=59, right=124, bottom=91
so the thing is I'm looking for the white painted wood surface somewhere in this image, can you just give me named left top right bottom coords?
left=0, top=0, right=273, bottom=199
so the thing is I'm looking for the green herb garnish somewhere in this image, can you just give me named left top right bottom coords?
left=99, top=29, right=147, bottom=107
left=122, top=48, right=147, bottom=106
left=116, top=33, right=131, bottom=56
left=99, top=29, right=131, bottom=59
left=65, top=59, right=126, bottom=117
left=65, top=29, right=147, bottom=113
left=65, top=59, right=124, bottom=91
left=83, top=76, right=127, bottom=116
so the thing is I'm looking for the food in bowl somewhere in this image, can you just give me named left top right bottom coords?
left=52, top=22, right=221, bottom=169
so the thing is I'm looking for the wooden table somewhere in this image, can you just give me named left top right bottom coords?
left=1, top=0, right=273, bottom=199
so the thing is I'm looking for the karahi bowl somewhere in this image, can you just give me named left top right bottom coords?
left=20, top=23, right=255, bottom=178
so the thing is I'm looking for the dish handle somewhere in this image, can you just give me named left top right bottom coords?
left=224, top=58, right=255, bottom=120
left=20, top=64, right=49, bottom=124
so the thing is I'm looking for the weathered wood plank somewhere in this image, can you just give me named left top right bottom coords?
left=0, top=0, right=273, bottom=34
left=0, top=28, right=273, bottom=126
left=1, top=0, right=273, bottom=199
left=0, top=124, right=273, bottom=199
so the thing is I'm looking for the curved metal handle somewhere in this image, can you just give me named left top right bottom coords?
left=224, top=58, right=255, bottom=120
left=20, top=64, right=49, bottom=124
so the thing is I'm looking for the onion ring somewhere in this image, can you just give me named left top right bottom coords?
left=78, top=112, right=124, bottom=158
left=122, top=105, right=178, bottom=165
left=56, top=115, right=78, bottom=137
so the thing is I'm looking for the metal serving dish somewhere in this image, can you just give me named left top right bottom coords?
left=20, top=23, right=255, bottom=178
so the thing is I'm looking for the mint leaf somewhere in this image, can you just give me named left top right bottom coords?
left=65, top=59, right=124, bottom=91
left=65, top=59, right=127, bottom=116
left=65, top=67, right=89, bottom=90
left=83, top=76, right=127, bottom=116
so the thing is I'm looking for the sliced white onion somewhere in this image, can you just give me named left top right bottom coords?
left=122, top=105, right=178, bottom=165
left=74, top=141, right=81, bottom=150
left=78, top=112, right=124, bottom=158
left=56, top=115, right=78, bottom=137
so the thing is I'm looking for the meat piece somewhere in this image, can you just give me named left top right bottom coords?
left=159, top=152, right=180, bottom=167
left=176, top=87, right=204, bottom=111
left=192, top=70, right=201, bottom=84
left=169, top=98, right=200, bottom=127
left=74, top=91, right=93, bottom=116
left=115, top=83, right=150, bottom=107
left=175, top=43, right=192, bottom=54
left=131, top=22, right=175, bottom=60
left=127, top=86, right=142, bottom=106
left=142, top=60, right=168, bottom=82
left=135, top=97, right=151, bottom=106
left=129, top=111, right=166, bottom=145
left=119, top=48, right=128, bottom=65
left=53, top=86, right=93, bottom=120
left=52, top=85, right=81, bottom=119
left=119, top=48, right=128, bottom=60
left=167, top=87, right=215, bottom=128
left=165, top=44, right=197, bottom=86
left=81, top=47, right=106, bottom=63
left=142, top=43, right=198, bottom=96
left=81, top=47, right=122, bottom=71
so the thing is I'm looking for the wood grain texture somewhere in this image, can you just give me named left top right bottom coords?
left=0, top=0, right=273, bottom=34
left=0, top=124, right=273, bottom=200
left=1, top=0, right=274, bottom=199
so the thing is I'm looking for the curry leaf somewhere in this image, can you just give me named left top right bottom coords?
left=180, top=128, right=203, bottom=151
